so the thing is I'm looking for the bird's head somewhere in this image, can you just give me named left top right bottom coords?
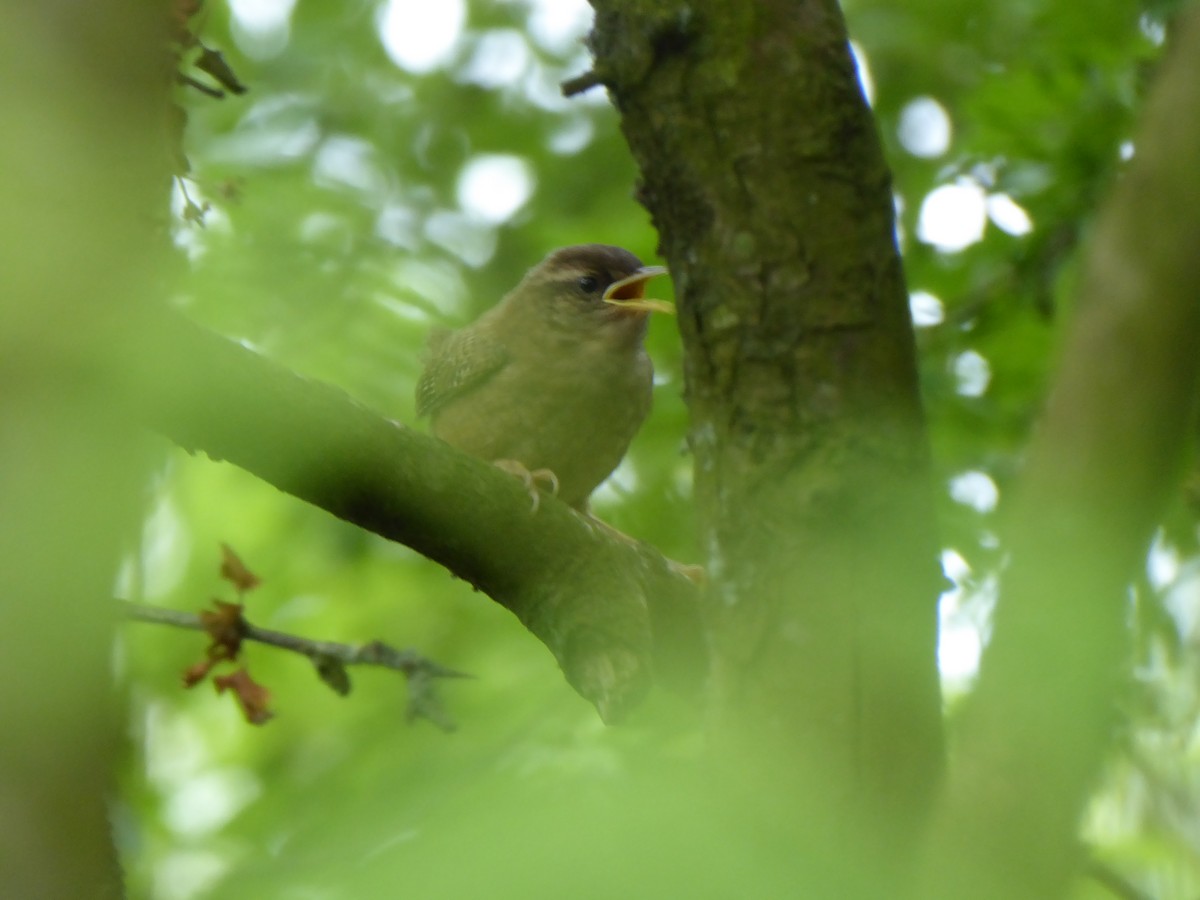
left=510, top=244, right=673, bottom=343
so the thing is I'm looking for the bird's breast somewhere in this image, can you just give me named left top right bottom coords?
left=430, top=341, right=653, bottom=508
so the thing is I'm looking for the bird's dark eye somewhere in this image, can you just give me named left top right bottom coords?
left=577, top=274, right=600, bottom=293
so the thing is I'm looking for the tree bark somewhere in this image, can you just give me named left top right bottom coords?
left=588, top=0, right=945, bottom=883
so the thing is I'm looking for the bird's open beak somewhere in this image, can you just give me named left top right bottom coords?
left=602, top=266, right=674, bottom=314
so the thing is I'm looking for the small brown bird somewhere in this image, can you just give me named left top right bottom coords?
left=416, top=244, right=672, bottom=510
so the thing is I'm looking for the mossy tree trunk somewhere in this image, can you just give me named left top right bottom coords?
left=588, top=0, right=946, bottom=887
left=590, top=1, right=1200, bottom=898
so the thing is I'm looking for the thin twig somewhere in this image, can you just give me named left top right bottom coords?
left=175, top=71, right=225, bottom=98
left=119, top=599, right=470, bottom=730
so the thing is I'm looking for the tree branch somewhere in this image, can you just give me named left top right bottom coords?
left=920, top=6, right=1200, bottom=899
left=131, top=312, right=705, bottom=722
left=121, top=599, right=469, bottom=730
left=561, top=69, right=603, bottom=97
left=120, top=600, right=471, bottom=679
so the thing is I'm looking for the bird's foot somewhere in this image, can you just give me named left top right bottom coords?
left=492, top=459, right=559, bottom=512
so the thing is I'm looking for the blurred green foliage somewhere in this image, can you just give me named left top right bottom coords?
left=116, top=1, right=1199, bottom=897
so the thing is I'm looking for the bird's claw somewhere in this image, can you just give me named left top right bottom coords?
left=492, top=459, right=559, bottom=512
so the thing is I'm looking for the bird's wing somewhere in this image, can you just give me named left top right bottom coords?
left=415, top=325, right=511, bottom=418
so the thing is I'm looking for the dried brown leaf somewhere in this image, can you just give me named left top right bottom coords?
left=183, top=659, right=215, bottom=688
left=199, top=599, right=245, bottom=659
left=214, top=668, right=274, bottom=725
left=219, top=543, right=261, bottom=593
